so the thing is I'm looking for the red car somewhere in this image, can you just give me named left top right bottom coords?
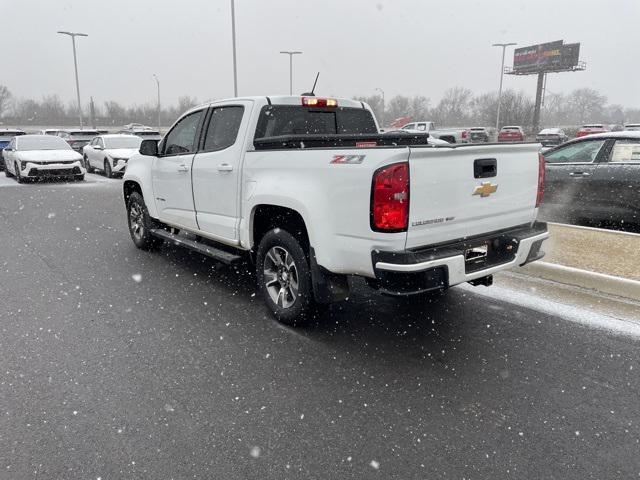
left=497, top=126, right=525, bottom=142
left=576, top=124, right=608, bottom=137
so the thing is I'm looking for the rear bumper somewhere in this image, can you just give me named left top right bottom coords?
left=370, top=222, right=549, bottom=295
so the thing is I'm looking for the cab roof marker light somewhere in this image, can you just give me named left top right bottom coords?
left=301, top=97, right=338, bottom=108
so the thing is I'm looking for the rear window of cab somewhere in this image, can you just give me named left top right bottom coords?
left=254, top=105, right=378, bottom=140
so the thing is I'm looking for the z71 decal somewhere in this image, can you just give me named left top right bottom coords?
left=330, top=155, right=366, bottom=164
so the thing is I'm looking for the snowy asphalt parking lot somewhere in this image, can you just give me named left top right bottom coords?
left=1, top=175, right=640, bottom=479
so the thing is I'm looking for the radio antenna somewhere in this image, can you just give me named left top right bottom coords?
left=302, top=72, right=320, bottom=96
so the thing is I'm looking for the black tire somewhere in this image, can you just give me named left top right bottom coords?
left=104, top=159, right=113, bottom=178
left=256, top=228, right=317, bottom=326
left=84, top=155, right=94, bottom=173
left=126, top=192, right=162, bottom=250
left=75, top=174, right=85, bottom=182
left=15, top=163, right=24, bottom=183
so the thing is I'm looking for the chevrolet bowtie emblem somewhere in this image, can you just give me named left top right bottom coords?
left=473, top=182, right=498, bottom=198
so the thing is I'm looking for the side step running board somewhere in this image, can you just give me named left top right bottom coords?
left=150, top=229, right=242, bottom=265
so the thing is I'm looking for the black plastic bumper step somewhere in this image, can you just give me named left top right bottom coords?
left=150, top=229, right=242, bottom=265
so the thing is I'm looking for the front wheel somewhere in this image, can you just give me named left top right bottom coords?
left=256, top=228, right=318, bottom=326
left=126, top=192, right=162, bottom=250
left=104, top=160, right=113, bottom=178
left=15, top=163, right=24, bottom=183
left=84, top=155, right=94, bottom=173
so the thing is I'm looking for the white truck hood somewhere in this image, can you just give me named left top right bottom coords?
left=17, top=150, right=82, bottom=162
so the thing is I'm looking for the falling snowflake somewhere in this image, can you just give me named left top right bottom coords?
left=250, top=446, right=261, bottom=458
left=132, top=274, right=142, bottom=283
left=370, top=460, right=380, bottom=470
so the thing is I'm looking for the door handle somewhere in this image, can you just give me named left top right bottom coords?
left=569, top=172, right=591, bottom=177
left=217, top=163, right=233, bottom=172
left=177, top=163, right=189, bottom=172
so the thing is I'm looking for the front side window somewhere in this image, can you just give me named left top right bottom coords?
left=609, top=139, right=640, bottom=163
left=203, top=106, right=244, bottom=151
left=416, top=124, right=427, bottom=131
left=545, top=139, right=606, bottom=164
left=97, top=138, right=104, bottom=148
left=163, top=110, right=203, bottom=155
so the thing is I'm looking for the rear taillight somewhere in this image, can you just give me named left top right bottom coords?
left=536, top=153, right=545, bottom=207
left=462, top=130, right=468, bottom=139
left=371, top=162, right=409, bottom=232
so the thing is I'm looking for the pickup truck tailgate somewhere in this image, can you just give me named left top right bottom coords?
left=406, top=143, right=540, bottom=249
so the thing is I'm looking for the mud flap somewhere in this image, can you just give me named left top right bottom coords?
left=309, top=247, right=350, bottom=303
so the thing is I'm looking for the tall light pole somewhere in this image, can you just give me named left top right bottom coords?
left=58, top=31, right=88, bottom=128
left=375, top=87, right=385, bottom=126
left=280, top=51, right=303, bottom=95
left=230, top=0, right=238, bottom=97
left=492, top=42, right=517, bottom=134
left=153, top=74, right=161, bottom=132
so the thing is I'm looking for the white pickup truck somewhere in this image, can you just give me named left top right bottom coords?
left=123, top=95, right=548, bottom=325
left=400, top=121, right=469, bottom=144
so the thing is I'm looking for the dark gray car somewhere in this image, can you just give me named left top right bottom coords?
left=541, top=132, right=640, bottom=225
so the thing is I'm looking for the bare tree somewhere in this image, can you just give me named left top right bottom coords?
left=567, top=88, right=607, bottom=124
left=0, top=85, right=11, bottom=118
left=385, top=95, right=411, bottom=125
left=431, top=87, right=473, bottom=127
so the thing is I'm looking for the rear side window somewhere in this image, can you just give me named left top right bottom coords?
left=203, top=106, right=244, bottom=151
left=609, top=140, right=640, bottom=163
left=254, top=105, right=377, bottom=140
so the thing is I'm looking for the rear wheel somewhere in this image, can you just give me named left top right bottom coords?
left=256, top=228, right=317, bottom=326
left=104, top=159, right=113, bottom=178
left=127, top=192, right=162, bottom=250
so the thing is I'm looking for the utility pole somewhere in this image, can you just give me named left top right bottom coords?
left=89, top=96, right=96, bottom=129
left=492, top=42, right=517, bottom=134
left=153, top=74, right=161, bottom=131
left=58, top=31, right=88, bottom=128
left=230, top=0, right=238, bottom=96
left=280, top=51, right=303, bottom=95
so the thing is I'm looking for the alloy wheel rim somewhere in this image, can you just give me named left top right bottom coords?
left=129, top=203, right=144, bottom=241
left=263, top=246, right=299, bottom=309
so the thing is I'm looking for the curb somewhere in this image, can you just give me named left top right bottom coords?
left=520, top=261, right=640, bottom=302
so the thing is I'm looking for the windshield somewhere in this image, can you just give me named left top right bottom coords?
left=103, top=136, right=142, bottom=149
left=16, top=135, right=71, bottom=150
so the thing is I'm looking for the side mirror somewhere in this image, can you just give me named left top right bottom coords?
left=139, top=139, right=159, bottom=156
left=94, top=145, right=103, bottom=150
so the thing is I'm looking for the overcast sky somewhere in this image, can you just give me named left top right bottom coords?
left=3, top=0, right=639, bottom=108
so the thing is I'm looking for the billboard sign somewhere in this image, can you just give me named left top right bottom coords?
left=513, top=40, right=580, bottom=73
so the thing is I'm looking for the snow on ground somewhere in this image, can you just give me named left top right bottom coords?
left=460, top=282, right=640, bottom=338
left=0, top=173, right=116, bottom=188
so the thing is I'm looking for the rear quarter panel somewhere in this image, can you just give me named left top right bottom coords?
left=241, top=147, right=411, bottom=276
